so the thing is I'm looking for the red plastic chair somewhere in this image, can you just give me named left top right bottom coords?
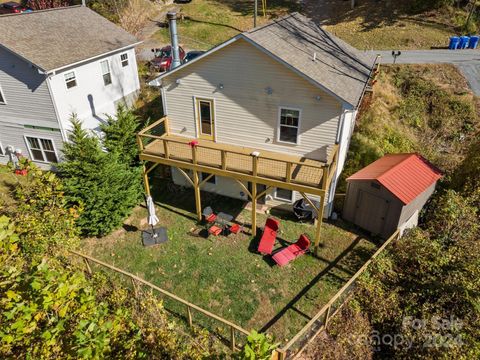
left=208, top=225, right=222, bottom=236
left=272, top=234, right=311, bottom=267
left=229, top=223, right=241, bottom=234
left=205, top=213, right=217, bottom=223
left=257, top=218, right=280, bottom=255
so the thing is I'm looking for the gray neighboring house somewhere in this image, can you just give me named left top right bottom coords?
left=0, top=5, right=141, bottom=168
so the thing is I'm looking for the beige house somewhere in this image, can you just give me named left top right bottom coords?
left=147, top=12, right=375, bottom=216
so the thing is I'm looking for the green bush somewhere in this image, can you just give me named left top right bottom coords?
left=0, top=215, right=221, bottom=359
left=101, top=104, right=142, bottom=167
left=8, top=165, right=79, bottom=257
left=239, top=330, right=278, bottom=360
left=58, top=117, right=142, bottom=236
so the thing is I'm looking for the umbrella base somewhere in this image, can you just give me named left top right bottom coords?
left=142, top=227, right=168, bottom=247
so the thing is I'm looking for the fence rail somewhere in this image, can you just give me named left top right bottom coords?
left=275, top=229, right=401, bottom=359
left=69, top=250, right=250, bottom=351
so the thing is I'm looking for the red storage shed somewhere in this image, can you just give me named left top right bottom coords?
left=343, top=154, right=442, bottom=238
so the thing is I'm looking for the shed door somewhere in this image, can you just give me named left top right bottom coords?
left=354, top=190, right=389, bottom=235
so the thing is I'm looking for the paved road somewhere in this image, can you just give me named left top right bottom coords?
left=365, top=50, right=480, bottom=95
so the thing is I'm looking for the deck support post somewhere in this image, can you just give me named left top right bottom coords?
left=251, top=182, right=257, bottom=237
left=193, top=170, right=202, bottom=222
left=314, top=194, right=325, bottom=255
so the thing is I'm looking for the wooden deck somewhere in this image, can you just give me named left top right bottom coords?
left=142, top=134, right=326, bottom=187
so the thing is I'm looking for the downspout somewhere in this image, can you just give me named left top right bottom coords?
left=167, top=12, right=182, bottom=70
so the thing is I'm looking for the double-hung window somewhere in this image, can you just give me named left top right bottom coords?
left=120, top=53, right=129, bottom=67
left=100, top=60, right=112, bottom=86
left=26, top=137, right=58, bottom=163
left=64, top=71, right=77, bottom=89
left=278, top=107, right=300, bottom=144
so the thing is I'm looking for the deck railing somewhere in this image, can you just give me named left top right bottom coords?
left=138, top=118, right=338, bottom=189
left=70, top=250, right=250, bottom=352
left=274, top=229, right=401, bottom=359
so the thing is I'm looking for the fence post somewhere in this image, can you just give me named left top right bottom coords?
left=221, top=150, right=227, bottom=170
left=286, top=162, right=292, bottom=183
left=230, top=326, right=236, bottom=351
left=163, top=140, right=170, bottom=159
left=84, top=258, right=92, bottom=275
left=131, top=278, right=139, bottom=298
left=324, top=305, right=331, bottom=329
left=187, top=305, right=193, bottom=327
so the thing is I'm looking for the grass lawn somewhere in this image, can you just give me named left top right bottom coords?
left=152, top=0, right=299, bottom=50
left=152, top=0, right=468, bottom=51
left=81, top=179, right=377, bottom=343
left=316, top=0, right=465, bottom=50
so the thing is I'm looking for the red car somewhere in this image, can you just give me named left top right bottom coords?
left=150, top=45, right=185, bottom=72
left=0, top=2, right=32, bottom=14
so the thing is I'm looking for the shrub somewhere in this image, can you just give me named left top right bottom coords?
left=101, top=104, right=142, bottom=167
left=240, top=330, right=278, bottom=360
left=8, top=165, right=79, bottom=257
left=58, top=117, right=142, bottom=236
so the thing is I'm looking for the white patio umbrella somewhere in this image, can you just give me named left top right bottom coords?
left=146, top=195, right=159, bottom=238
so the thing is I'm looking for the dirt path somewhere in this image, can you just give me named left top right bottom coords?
left=137, top=4, right=180, bottom=61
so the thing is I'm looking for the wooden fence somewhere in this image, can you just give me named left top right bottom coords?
left=69, top=250, right=250, bottom=352
left=70, top=229, right=400, bottom=358
left=275, top=229, right=401, bottom=359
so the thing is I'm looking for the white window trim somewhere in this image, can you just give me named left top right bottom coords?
left=100, top=60, right=112, bottom=86
left=0, top=84, right=6, bottom=105
left=0, top=141, right=4, bottom=156
left=200, top=172, right=217, bottom=185
left=120, top=53, right=129, bottom=67
left=24, top=136, right=59, bottom=164
left=192, top=96, right=217, bottom=141
left=276, top=106, right=302, bottom=145
left=274, top=188, right=294, bottom=203
left=64, top=71, right=77, bottom=90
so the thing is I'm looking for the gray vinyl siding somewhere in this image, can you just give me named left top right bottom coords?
left=0, top=47, right=58, bottom=128
left=162, top=39, right=342, bottom=162
left=0, top=120, right=63, bottom=170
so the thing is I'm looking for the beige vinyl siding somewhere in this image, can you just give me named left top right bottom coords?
left=0, top=47, right=58, bottom=128
left=162, top=39, right=342, bottom=162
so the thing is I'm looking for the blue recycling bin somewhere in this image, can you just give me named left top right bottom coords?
left=459, top=36, right=470, bottom=49
left=468, top=35, right=480, bottom=49
left=449, top=36, right=460, bottom=49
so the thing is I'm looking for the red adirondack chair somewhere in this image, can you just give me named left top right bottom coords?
left=272, top=234, right=311, bottom=267
left=257, top=218, right=280, bottom=255
left=208, top=225, right=222, bottom=236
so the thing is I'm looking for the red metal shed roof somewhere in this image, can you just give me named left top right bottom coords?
left=347, top=154, right=442, bottom=204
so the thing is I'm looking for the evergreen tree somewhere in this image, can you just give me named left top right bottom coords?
left=58, top=116, right=141, bottom=236
left=100, top=104, right=141, bottom=166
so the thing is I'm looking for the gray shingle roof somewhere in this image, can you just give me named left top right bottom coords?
left=0, top=6, right=139, bottom=72
left=243, top=13, right=374, bottom=106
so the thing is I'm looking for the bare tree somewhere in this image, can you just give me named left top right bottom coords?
left=26, top=0, right=71, bottom=10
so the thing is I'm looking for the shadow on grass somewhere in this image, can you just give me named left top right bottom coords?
left=259, top=235, right=365, bottom=333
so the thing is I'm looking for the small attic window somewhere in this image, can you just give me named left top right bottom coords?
left=371, top=182, right=381, bottom=189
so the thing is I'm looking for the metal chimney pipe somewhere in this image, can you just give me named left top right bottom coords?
left=167, top=12, right=181, bottom=70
